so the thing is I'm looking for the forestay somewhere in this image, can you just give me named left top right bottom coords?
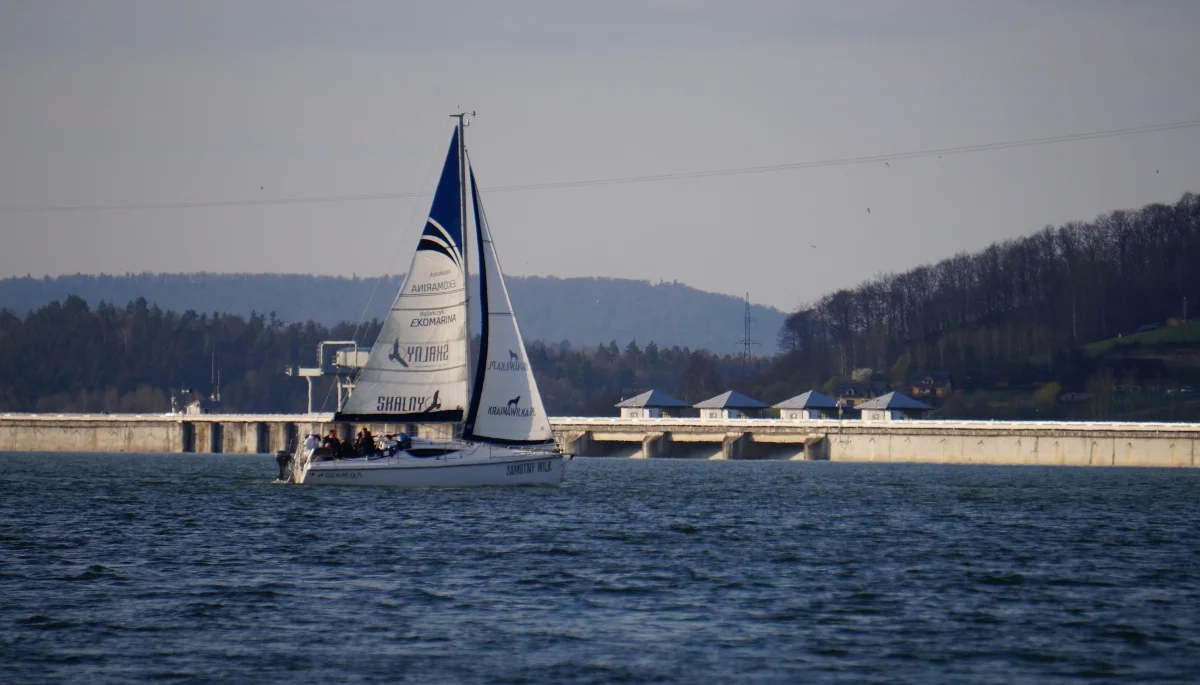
left=336, top=131, right=469, bottom=422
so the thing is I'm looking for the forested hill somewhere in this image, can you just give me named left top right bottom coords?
left=0, top=298, right=757, bottom=415
left=765, top=192, right=1200, bottom=416
left=0, top=273, right=784, bottom=354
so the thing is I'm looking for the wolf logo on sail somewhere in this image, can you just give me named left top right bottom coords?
left=487, top=394, right=534, bottom=418
left=422, top=390, right=442, bottom=413
left=487, top=350, right=527, bottom=373
left=387, top=339, right=408, bottom=367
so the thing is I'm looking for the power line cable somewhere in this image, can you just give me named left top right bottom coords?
left=2, top=117, right=1197, bottom=214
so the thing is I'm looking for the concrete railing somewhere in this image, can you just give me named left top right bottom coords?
left=552, top=416, right=1200, bottom=465
left=0, top=413, right=1197, bottom=466
left=552, top=416, right=1200, bottom=434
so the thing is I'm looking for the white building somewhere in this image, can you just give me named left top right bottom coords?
left=694, top=390, right=767, bottom=420
left=614, top=389, right=691, bottom=419
left=773, top=390, right=838, bottom=420
left=857, top=391, right=931, bottom=421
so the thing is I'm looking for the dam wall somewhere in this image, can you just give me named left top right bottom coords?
left=554, top=418, right=1200, bottom=467
left=825, top=426, right=1196, bottom=467
left=0, top=414, right=454, bottom=455
left=0, top=413, right=1196, bottom=467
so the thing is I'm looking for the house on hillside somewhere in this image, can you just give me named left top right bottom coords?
left=1104, top=357, right=1167, bottom=384
left=907, top=372, right=952, bottom=404
left=694, top=390, right=767, bottom=420
left=833, top=381, right=889, bottom=408
left=773, top=390, right=839, bottom=420
left=1058, top=392, right=1091, bottom=403
left=857, top=392, right=931, bottom=421
left=615, top=389, right=691, bottom=418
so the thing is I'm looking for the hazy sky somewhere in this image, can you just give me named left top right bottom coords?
left=2, top=1, right=1198, bottom=311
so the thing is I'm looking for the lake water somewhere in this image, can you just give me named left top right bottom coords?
left=1, top=454, right=1198, bottom=683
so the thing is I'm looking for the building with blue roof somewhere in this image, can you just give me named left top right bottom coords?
left=773, top=390, right=839, bottom=420
left=614, top=389, right=691, bottom=418
left=856, top=391, right=931, bottom=421
left=694, top=390, right=767, bottom=420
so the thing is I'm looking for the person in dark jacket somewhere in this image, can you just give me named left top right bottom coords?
left=358, top=428, right=377, bottom=456
left=322, top=429, right=341, bottom=457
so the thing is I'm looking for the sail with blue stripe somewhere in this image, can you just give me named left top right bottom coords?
left=335, top=130, right=470, bottom=422
left=416, top=129, right=465, bottom=272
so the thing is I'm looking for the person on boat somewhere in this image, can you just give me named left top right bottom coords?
left=322, top=429, right=341, bottom=456
left=358, top=428, right=378, bottom=456
left=353, top=428, right=374, bottom=457
left=303, top=431, right=318, bottom=457
left=379, top=434, right=398, bottom=456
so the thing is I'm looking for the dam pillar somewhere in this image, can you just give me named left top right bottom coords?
left=180, top=421, right=195, bottom=453
left=641, top=432, right=673, bottom=458
left=253, top=422, right=269, bottom=454
left=563, top=431, right=592, bottom=456
left=193, top=423, right=210, bottom=453
left=718, top=432, right=748, bottom=460
left=804, top=435, right=830, bottom=461
left=284, top=423, right=299, bottom=453
left=268, top=422, right=292, bottom=453
left=208, top=422, right=223, bottom=454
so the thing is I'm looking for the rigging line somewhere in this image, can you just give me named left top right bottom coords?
left=3, top=117, right=1198, bottom=214
left=486, top=118, right=1200, bottom=190
left=344, top=121, right=458, bottom=369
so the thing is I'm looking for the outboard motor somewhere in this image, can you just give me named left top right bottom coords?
left=275, top=450, right=292, bottom=481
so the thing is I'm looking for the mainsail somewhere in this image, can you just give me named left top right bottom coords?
left=463, top=169, right=553, bottom=444
left=336, top=131, right=469, bottom=422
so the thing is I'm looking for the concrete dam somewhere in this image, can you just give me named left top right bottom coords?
left=0, top=413, right=1197, bottom=467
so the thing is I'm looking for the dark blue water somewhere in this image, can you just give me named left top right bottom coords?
left=1, top=454, right=1198, bottom=683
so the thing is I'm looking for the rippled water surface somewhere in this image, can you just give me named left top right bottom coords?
left=1, top=454, right=1198, bottom=683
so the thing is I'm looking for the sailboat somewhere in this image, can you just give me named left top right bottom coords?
left=290, top=113, right=564, bottom=487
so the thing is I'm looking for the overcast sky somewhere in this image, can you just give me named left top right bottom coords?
left=2, top=0, right=1198, bottom=311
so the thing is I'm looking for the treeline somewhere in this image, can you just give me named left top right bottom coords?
left=528, top=340, right=767, bottom=415
left=0, top=296, right=763, bottom=415
left=0, top=297, right=377, bottom=414
left=6, top=194, right=1197, bottom=418
left=773, top=193, right=1200, bottom=393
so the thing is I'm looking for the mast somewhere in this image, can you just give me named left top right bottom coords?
left=463, top=169, right=490, bottom=439
left=451, top=109, right=474, bottom=412
left=451, top=111, right=470, bottom=280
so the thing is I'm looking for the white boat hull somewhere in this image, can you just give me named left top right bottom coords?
left=296, top=444, right=564, bottom=487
